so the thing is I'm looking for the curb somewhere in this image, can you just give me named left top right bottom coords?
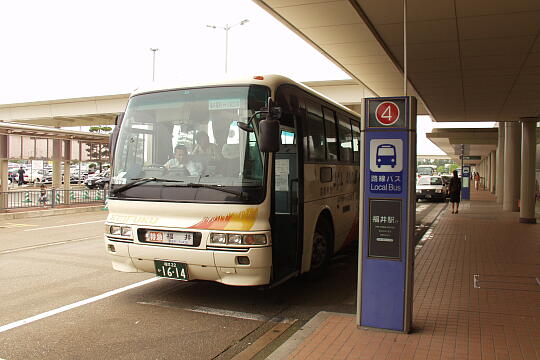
left=267, top=312, right=352, bottom=360
left=0, top=205, right=106, bottom=220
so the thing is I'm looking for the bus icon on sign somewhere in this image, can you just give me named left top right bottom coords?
left=370, top=139, right=403, bottom=172
left=376, top=144, right=396, bottom=168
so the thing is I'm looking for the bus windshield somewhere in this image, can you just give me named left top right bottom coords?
left=417, top=166, right=434, bottom=176
left=111, top=85, right=269, bottom=203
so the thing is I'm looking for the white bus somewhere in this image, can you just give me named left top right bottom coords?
left=416, top=165, right=436, bottom=178
left=105, top=75, right=361, bottom=286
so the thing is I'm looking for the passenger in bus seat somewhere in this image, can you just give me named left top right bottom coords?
left=191, top=131, right=221, bottom=176
left=192, top=131, right=220, bottom=160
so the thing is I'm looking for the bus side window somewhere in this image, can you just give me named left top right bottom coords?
left=323, top=107, right=338, bottom=161
left=306, top=102, right=326, bottom=161
left=337, top=115, right=353, bottom=162
left=351, top=119, right=360, bottom=163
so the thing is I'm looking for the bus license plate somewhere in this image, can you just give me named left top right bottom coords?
left=146, top=231, right=193, bottom=245
left=154, top=260, right=188, bottom=281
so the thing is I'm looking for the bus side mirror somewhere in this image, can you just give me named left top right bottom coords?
left=259, top=99, right=281, bottom=153
left=259, top=118, right=280, bottom=153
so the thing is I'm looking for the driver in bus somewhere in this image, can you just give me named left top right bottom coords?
left=164, top=145, right=190, bottom=174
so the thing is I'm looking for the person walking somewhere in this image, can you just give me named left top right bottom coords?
left=17, top=166, right=25, bottom=186
left=448, top=170, right=462, bottom=214
left=474, top=171, right=480, bottom=190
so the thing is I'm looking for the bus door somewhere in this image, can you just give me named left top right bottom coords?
left=272, top=127, right=300, bottom=283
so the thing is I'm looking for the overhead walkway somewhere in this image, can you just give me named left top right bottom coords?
left=268, top=189, right=540, bottom=360
left=0, top=123, right=109, bottom=211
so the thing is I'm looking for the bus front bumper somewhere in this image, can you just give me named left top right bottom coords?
left=105, top=239, right=272, bottom=286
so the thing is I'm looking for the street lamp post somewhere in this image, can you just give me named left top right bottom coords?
left=150, top=48, right=159, bottom=81
left=206, top=19, right=249, bottom=73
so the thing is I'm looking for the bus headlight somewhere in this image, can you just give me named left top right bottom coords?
left=121, top=227, right=133, bottom=237
left=209, top=233, right=267, bottom=245
left=210, top=233, right=227, bottom=244
left=228, top=234, right=243, bottom=245
left=110, top=225, right=122, bottom=236
left=106, top=225, right=133, bottom=238
left=243, top=234, right=267, bottom=245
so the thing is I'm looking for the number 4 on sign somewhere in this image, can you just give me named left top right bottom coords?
left=381, top=106, right=393, bottom=121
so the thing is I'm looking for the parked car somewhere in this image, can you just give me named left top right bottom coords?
left=30, top=169, right=47, bottom=184
left=84, top=170, right=110, bottom=190
left=41, top=171, right=80, bottom=185
left=416, top=175, right=447, bottom=202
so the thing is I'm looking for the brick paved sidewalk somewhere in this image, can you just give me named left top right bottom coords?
left=269, top=191, right=540, bottom=360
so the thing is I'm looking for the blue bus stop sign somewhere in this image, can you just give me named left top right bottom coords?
left=461, top=165, right=471, bottom=200
left=357, top=97, right=416, bottom=333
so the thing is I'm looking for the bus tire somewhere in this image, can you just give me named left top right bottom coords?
left=310, top=217, right=333, bottom=275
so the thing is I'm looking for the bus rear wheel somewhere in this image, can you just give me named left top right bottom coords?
left=310, top=219, right=332, bottom=273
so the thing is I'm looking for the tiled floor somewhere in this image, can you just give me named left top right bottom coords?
left=282, top=191, right=540, bottom=360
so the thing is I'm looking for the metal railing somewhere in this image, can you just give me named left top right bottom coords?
left=0, top=189, right=107, bottom=210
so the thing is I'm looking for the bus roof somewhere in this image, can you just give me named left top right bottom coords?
left=129, top=74, right=361, bottom=119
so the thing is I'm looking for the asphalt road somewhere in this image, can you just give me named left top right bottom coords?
left=0, top=202, right=445, bottom=360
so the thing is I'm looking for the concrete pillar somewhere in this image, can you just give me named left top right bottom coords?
left=503, top=122, right=521, bottom=212
left=480, top=158, right=488, bottom=190
left=0, top=159, right=7, bottom=193
left=52, top=139, right=62, bottom=189
left=519, top=117, right=538, bottom=223
left=496, top=123, right=505, bottom=203
left=0, top=135, right=7, bottom=211
left=487, top=154, right=492, bottom=190
left=63, top=161, right=70, bottom=191
left=490, top=151, right=496, bottom=194
left=0, top=159, right=7, bottom=211
left=52, top=161, right=62, bottom=188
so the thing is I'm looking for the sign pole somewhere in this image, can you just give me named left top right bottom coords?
left=357, top=96, right=416, bottom=333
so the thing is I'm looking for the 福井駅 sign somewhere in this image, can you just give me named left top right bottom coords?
left=368, top=199, right=402, bottom=259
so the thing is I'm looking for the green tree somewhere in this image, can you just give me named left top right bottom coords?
left=87, top=126, right=112, bottom=172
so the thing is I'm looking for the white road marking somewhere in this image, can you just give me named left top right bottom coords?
left=138, top=301, right=295, bottom=323
left=186, top=305, right=295, bottom=323
left=0, top=277, right=161, bottom=334
left=23, top=220, right=104, bottom=232
left=0, top=236, right=100, bottom=255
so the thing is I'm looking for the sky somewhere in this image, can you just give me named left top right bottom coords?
left=0, top=0, right=493, bottom=155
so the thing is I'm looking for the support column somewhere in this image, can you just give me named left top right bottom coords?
left=63, top=139, right=72, bottom=204
left=503, top=122, right=521, bottom=212
left=0, top=159, right=7, bottom=193
left=496, top=123, right=505, bottom=203
left=490, top=150, right=496, bottom=194
left=487, top=154, right=492, bottom=191
left=519, top=117, right=538, bottom=223
left=0, top=159, right=7, bottom=211
left=481, top=158, right=488, bottom=190
left=52, top=139, right=62, bottom=189
left=0, top=135, right=7, bottom=211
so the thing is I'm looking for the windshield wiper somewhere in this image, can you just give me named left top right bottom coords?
left=111, top=177, right=184, bottom=195
left=165, top=182, right=244, bottom=197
